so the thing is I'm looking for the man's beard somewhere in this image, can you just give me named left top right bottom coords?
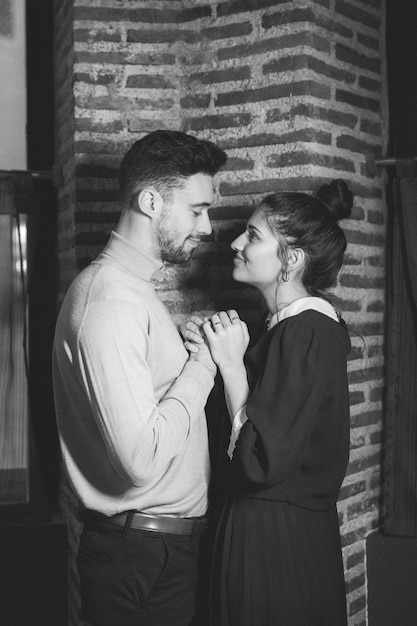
left=157, top=214, right=198, bottom=264
left=159, top=235, right=193, bottom=264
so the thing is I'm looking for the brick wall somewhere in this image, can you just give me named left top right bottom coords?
left=53, top=1, right=387, bottom=624
left=54, top=0, right=76, bottom=292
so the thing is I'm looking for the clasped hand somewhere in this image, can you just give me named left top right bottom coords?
left=184, top=309, right=250, bottom=372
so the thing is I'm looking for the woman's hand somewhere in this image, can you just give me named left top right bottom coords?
left=202, top=310, right=250, bottom=372
left=203, top=310, right=250, bottom=419
left=185, top=311, right=250, bottom=421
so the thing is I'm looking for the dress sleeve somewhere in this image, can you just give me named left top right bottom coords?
left=227, top=405, right=249, bottom=459
left=232, top=318, right=328, bottom=488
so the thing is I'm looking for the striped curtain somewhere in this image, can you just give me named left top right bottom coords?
left=0, top=175, right=29, bottom=505
left=384, top=160, right=417, bottom=536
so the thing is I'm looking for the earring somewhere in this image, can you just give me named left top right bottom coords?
left=282, top=268, right=289, bottom=282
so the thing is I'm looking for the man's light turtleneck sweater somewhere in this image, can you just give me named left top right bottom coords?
left=53, top=232, right=214, bottom=517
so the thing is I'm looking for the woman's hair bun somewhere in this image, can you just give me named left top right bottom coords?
left=316, top=179, right=353, bottom=221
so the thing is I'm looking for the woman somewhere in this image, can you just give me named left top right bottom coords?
left=185, top=179, right=353, bottom=626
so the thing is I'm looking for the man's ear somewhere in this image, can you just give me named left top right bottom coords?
left=288, top=248, right=305, bottom=272
left=137, top=188, right=163, bottom=218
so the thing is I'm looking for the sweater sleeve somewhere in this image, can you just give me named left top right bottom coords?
left=77, top=299, right=214, bottom=487
left=232, top=318, right=328, bottom=489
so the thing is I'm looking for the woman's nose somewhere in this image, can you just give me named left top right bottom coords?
left=231, top=232, right=245, bottom=251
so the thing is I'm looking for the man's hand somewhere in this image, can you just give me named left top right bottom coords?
left=184, top=315, right=217, bottom=377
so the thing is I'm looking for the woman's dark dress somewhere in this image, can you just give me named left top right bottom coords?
left=209, top=309, right=351, bottom=626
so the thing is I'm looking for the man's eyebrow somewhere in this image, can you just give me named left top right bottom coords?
left=190, top=202, right=211, bottom=209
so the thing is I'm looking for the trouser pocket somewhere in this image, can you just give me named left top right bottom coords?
left=78, top=526, right=169, bottom=624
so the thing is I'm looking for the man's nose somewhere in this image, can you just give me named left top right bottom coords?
left=197, top=210, right=212, bottom=236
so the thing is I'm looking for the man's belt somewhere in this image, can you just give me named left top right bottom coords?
left=84, top=510, right=207, bottom=536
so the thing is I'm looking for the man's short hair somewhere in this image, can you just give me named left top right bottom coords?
left=118, top=130, right=227, bottom=207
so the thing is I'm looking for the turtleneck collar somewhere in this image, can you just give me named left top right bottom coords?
left=98, top=231, right=163, bottom=282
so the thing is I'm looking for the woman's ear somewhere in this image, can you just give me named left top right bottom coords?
left=288, top=248, right=305, bottom=272
left=137, top=188, right=163, bottom=218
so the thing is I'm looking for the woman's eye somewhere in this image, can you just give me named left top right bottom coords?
left=247, top=231, right=257, bottom=241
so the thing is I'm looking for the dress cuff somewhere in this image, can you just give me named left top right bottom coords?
left=227, top=405, right=248, bottom=459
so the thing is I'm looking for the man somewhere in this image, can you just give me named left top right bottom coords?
left=52, top=130, right=227, bottom=625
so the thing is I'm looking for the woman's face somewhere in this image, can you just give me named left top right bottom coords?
left=231, top=206, right=284, bottom=290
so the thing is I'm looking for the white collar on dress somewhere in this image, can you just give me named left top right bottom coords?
left=266, top=296, right=340, bottom=331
